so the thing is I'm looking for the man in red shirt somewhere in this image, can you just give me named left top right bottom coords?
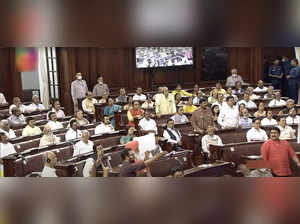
left=261, top=127, right=300, bottom=177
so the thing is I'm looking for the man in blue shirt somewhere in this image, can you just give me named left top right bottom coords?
left=287, top=59, right=300, bottom=103
left=269, top=59, right=283, bottom=90
left=281, top=56, right=292, bottom=97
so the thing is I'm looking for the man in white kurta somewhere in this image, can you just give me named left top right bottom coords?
left=138, top=111, right=158, bottom=134
left=218, top=96, right=239, bottom=128
left=156, top=88, right=176, bottom=116
left=0, top=133, right=17, bottom=177
left=73, top=131, right=94, bottom=157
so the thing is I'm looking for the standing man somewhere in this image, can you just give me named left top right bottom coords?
left=261, top=127, right=300, bottom=177
left=155, top=87, right=176, bottom=117
left=281, top=56, right=292, bottom=97
left=286, top=59, right=300, bottom=104
left=190, top=97, right=214, bottom=134
left=71, top=72, right=88, bottom=112
left=93, top=76, right=110, bottom=98
left=226, top=68, right=244, bottom=87
left=269, top=59, right=284, bottom=90
left=218, top=96, right=240, bottom=128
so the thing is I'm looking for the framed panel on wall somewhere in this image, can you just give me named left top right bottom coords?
left=201, top=47, right=228, bottom=81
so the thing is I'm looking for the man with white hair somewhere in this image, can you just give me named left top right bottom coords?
left=0, top=92, right=7, bottom=104
left=71, top=72, right=89, bottom=112
left=226, top=68, right=244, bottom=87
left=264, top=86, right=275, bottom=99
left=26, top=95, right=46, bottom=112
left=73, top=131, right=94, bottom=157
left=41, top=151, right=58, bottom=177
left=0, top=120, right=16, bottom=139
left=7, top=107, right=26, bottom=127
left=0, top=133, right=17, bottom=177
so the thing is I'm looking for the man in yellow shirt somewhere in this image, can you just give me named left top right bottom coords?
left=209, top=82, right=227, bottom=96
left=183, top=97, right=198, bottom=113
left=171, top=84, right=192, bottom=97
left=22, top=117, right=42, bottom=137
left=156, top=87, right=176, bottom=116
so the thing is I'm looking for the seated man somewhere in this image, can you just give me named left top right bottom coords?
left=237, top=92, right=257, bottom=109
left=193, top=90, right=205, bottom=105
left=120, top=148, right=167, bottom=177
left=141, top=95, right=154, bottom=109
left=163, top=119, right=183, bottom=150
left=268, top=91, right=286, bottom=107
left=41, top=151, right=58, bottom=177
left=264, top=86, right=275, bottom=99
left=171, top=107, right=189, bottom=125
left=286, top=108, right=300, bottom=125
left=277, top=117, right=296, bottom=140
left=0, top=120, right=16, bottom=139
left=47, top=112, right=64, bottom=131
left=103, top=98, right=121, bottom=128
left=115, top=88, right=128, bottom=103
left=73, top=131, right=94, bottom=157
left=209, top=82, right=227, bottom=96
left=261, top=110, right=278, bottom=126
left=0, top=133, right=17, bottom=177
left=7, top=107, right=26, bottom=127
left=239, top=108, right=252, bottom=129
left=253, top=80, right=268, bottom=93
left=218, top=96, right=240, bottom=128
left=0, top=92, right=7, bottom=104
left=138, top=110, right=158, bottom=134
left=261, top=127, right=300, bottom=177
left=233, top=81, right=245, bottom=95
left=211, top=93, right=226, bottom=110
left=224, top=87, right=238, bottom=102
left=183, top=97, right=198, bottom=113
left=171, top=84, right=192, bottom=97
left=247, top=87, right=260, bottom=100
left=95, top=115, right=115, bottom=135
left=201, top=126, right=223, bottom=156
left=82, top=91, right=97, bottom=114
left=226, top=68, right=244, bottom=87
left=50, top=100, right=65, bottom=119
left=133, top=87, right=146, bottom=101
left=65, top=119, right=83, bottom=141
left=9, top=97, right=27, bottom=114
left=246, top=118, right=268, bottom=142
left=127, top=101, right=144, bottom=128
left=156, top=87, right=176, bottom=116
left=120, top=127, right=136, bottom=145
left=39, top=125, right=60, bottom=147
left=279, top=99, right=295, bottom=115
left=75, top=110, right=90, bottom=126
left=26, top=95, right=46, bottom=112
left=22, top=117, right=42, bottom=137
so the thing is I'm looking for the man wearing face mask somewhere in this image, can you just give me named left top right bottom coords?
left=71, top=72, right=88, bottom=112
left=226, top=68, right=244, bottom=87
left=92, top=76, right=110, bottom=98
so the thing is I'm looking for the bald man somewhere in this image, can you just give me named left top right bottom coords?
left=41, top=151, right=58, bottom=177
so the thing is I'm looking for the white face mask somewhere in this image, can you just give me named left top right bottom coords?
left=98, top=81, right=103, bottom=84
left=77, top=76, right=82, bottom=80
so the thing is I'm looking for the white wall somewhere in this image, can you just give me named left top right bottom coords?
left=21, top=71, right=40, bottom=90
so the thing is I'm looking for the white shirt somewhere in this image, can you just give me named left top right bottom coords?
left=0, top=128, right=16, bottom=139
left=249, top=94, right=260, bottom=100
left=163, top=128, right=182, bottom=144
left=201, top=134, right=223, bottom=154
left=153, top=93, right=163, bottom=102
left=47, top=120, right=64, bottom=131
left=253, top=86, right=268, bottom=93
left=139, top=118, right=158, bottom=134
left=83, top=158, right=95, bottom=177
left=133, top=94, right=146, bottom=101
left=65, top=129, right=83, bottom=141
left=286, top=116, right=300, bottom=125
left=237, top=100, right=257, bottom=109
left=41, top=166, right=57, bottom=177
left=268, top=99, right=286, bottom=107
left=26, top=103, right=46, bottom=112
left=0, top=142, right=16, bottom=176
left=0, top=93, right=7, bottom=104
left=171, top=114, right=189, bottom=124
left=277, top=125, right=296, bottom=140
left=73, top=140, right=94, bottom=157
left=261, top=118, right=278, bottom=126
left=246, top=127, right=268, bottom=142
left=82, top=98, right=98, bottom=113
left=218, top=104, right=239, bottom=128
left=95, top=123, right=115, bottom=135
